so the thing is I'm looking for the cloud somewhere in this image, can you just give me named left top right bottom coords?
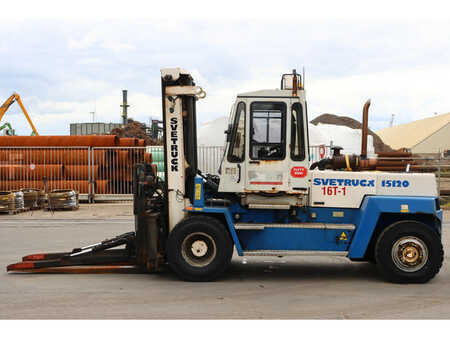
left=100, top=41, right=135, bottom=52
left=1, top=19, right=449, bottom=136
left=68, top=32, right=136, bottom=52
left=307, top=64, right=450, bottom=130
left=77, top=57, right=102, bottom=65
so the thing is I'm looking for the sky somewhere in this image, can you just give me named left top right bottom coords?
left=1, top=1, right=449, bottom=136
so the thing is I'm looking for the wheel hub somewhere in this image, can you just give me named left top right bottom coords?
left=402, top=246, right=420, bottom=264
left=181, top=232, right=217, bottom=267
left=392, top=236, right=428, bottom=272
left=191, top=240, right=208, bottom=257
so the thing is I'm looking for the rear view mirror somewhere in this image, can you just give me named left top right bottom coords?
left=225, top=124, right=232, bottom=142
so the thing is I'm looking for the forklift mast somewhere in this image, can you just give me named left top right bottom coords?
left=160, top=68, right=206, bottom=231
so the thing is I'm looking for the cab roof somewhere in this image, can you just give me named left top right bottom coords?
left=237, top=89, right=303, bottom=98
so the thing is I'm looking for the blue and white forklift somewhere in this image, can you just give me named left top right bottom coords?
left=8, top=68, right=444, bottom=283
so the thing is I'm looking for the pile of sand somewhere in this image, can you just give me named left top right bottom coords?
left=311, top=114, right=393, bottom=153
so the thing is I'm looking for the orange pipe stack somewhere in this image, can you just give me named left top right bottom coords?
left=0, top=164, right=63, bottom=180
left=62, top=149, right=107, bottom=165
left=118, top=138, right=137, bottom=146
left=115, top=150, right=130, bottom=165
left=374, top=151, right=415, bottom=172
left=65, top=165, right=98, bottom=180
left=0, top=180, right=108, bottom=194
left=0, top=135, right=119, bottom=147
left=0, top=135, right=147, bottom=195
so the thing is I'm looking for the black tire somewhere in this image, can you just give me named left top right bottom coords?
left=167, top=216, right=233, bottom=282
left=375, top=220, right=443, bottom=283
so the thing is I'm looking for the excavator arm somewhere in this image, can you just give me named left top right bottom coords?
left=0, top=93, right=39, bottom=136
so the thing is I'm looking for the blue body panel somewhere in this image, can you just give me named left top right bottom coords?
left=348, top=195, right=439, bottom=258
left=187, top=206, right=244, bottom=255
left=186, top=178, right=441, bottom=258
left=237, top=227, right=352, bottom=251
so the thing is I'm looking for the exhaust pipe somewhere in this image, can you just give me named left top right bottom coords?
left=361, top=99, right=370, bottom=159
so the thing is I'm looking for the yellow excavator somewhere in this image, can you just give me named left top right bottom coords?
left=0, top=93, right=39, bottom=136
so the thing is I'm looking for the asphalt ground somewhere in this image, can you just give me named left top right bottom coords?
left=0, top=211, right=449, bottom=319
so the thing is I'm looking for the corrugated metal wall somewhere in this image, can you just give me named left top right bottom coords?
left=70, top=123, right=123, bottom=135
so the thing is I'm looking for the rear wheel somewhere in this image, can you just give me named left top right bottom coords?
left=375, top=221, right=443, bottom=283
left=167, top=216, right=233, bottom=281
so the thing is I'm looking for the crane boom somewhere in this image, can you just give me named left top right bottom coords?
left=0, top=93, right=39, bottom=136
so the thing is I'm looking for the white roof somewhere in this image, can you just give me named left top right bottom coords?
left=237, top=89, right=299, bottom=97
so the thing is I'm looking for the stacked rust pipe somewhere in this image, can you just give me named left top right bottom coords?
left=0, top=135, right=119, bottom=147
left=311, top=99, right=418, bottom=172
left=0, top=135, right=148, bottom=194
left=373, top=151, right=416, bottom=171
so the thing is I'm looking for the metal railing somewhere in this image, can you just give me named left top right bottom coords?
left=2, top=145, right=446, bottom=202
left=309, top=142, right=333, bottom=163
left=91, top=147, right=146, bottom=196
left=374, top=153, right=450, bottom=198
left=147, top=143, right=335, bottom=178
left=0, top=146, right=91, bottom=197
left=198, top=146, right=225, bottom=174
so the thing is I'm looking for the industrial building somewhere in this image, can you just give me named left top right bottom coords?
left=70, top=122, right=123, bottom=135
left=70, top=90, right=130, bottom=135
left=377, top=112, right=450, bottom=153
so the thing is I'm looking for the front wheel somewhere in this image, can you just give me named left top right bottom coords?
left=167, top=216, right=233, bottom=281
left=375, top=221, right=443, bottom=283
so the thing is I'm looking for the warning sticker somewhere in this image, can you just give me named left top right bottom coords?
left=194, top=183, right=202, bottom=200
left=339, top=232, right=348, bottom=241
left=290, top=166, right=307, bottom=178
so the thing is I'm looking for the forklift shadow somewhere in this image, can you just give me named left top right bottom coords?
left=147, top=259, right=381, bottom=283
left=223, top=258, right=382, bottom=282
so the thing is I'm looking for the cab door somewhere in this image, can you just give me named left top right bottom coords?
left=288, top=101, right=310, bottom=191
left=245, top=100, right=289, bottom=192
left=218, top=101, right=246, bottom=192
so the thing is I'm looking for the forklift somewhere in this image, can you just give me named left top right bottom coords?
left=8, top=68, right=443, bottom=283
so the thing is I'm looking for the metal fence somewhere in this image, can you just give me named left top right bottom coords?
left=197, top=146, right=225, bottom=174
left=309, top=143, right=333, bottom=163
left=5, top=144, right=446, bottom=202
left=0, top=146, right=91, bottom=194
left=0, top=146, right=147, bottom=202
left=147, top=143, right=334, bottom=177
left=375, top=153, right=450, bottom=197
left=91, top=147, right=146, bottom=196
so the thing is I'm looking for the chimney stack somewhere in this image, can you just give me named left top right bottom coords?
left=120, top=90, right=129, bottom=125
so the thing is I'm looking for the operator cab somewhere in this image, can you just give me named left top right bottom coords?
left=219, top=70, right=310, bottom=207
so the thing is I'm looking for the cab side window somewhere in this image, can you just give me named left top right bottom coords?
left=290, top=102, right=305, bottom=161
left=250, top=102, right=286, bottom=160
left=227, top=102, right=246, bottom=163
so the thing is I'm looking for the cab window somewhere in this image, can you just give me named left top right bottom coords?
left=227, top=102, right=246, bottom=163
left=250, top=102, right=286, bottom=160
left=290, top=102, right=306, bottom=161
